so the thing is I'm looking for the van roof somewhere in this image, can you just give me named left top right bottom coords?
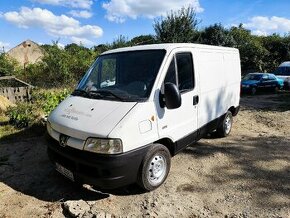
left=102, top=43, right=238, bottom=55
left=279, top=61, right=290, bottom=67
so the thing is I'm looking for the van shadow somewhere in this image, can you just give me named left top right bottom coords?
left=182, top=135, right=290, bottom=209
left=0, top=129, right=142, bottom=202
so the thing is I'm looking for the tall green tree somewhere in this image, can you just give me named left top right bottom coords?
left=109, top=35, right=131, bottom=49
left=229, top=25, right=267, bottom=73
left=65, top=43, right=96, bottom=80
left=261, top=34, right=290, bottom=72
left=130, top=35, right=156, bottom=45
left=200, top=23, right=235, bottom=46
left=154, top=6, right=199, bottom=43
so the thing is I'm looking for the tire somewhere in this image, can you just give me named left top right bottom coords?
left=250, top=87, right=257, bottom=95
left=274, top=86, right=280, bottom=93
left=137, top=144, right=171, bottom=191
left=217, top=111, right=233, bottom=137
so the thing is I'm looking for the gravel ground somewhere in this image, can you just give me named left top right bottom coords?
left=0, top=93, right=289, bottom=218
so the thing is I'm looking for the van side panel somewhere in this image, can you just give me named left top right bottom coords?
left=194, top=48, right=240, bottom=129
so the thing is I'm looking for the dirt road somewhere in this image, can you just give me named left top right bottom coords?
left=0, top=93, right=289, bottom=217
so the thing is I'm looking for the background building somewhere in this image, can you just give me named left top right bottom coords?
left=7, top=40, right=44, bottom=68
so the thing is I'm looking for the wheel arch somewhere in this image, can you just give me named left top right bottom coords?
left=228, top=106, right=239, bottom=116
left=154, top=137, right=175, bottom=156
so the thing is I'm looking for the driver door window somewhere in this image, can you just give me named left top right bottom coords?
left=164, top=53, right=194, bottom=93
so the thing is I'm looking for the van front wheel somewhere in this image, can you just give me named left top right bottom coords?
left=217, top=111, right=233, bottom=137
left=137, top=144, right=171, bottom=191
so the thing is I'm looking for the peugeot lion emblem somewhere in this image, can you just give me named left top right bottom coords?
left=59, top=134, right=69, bottom=147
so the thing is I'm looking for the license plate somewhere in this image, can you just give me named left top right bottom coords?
left=55, top=163, right=74, bottom=181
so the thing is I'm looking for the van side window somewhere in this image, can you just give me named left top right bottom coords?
left=176, top=53, right=194, bottom=92
left=164, top=58, right=177, bottom=85
left=164, top=53, right=194, bottom=93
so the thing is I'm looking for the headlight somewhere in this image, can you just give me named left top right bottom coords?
left=84, top=138, right=123, bottom=154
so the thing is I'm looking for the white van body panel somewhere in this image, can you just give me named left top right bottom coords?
left=48, top=96, right=136, bottom=142
left=109, top=102, right=159, bottom=152
left=195, top=49, right=240, bottom=128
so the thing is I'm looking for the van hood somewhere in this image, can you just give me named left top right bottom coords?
left=48, top=96, right=137, bottom=140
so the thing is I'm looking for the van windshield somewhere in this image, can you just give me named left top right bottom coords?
left=74, top=50, right=166, bottom=102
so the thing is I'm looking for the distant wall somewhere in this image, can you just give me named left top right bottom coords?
left=0, top=76, right=32, bottom=103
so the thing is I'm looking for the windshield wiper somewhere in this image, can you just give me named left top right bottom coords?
left=88, top=90, right=125, bottom=101
left=72, top=89, right=89, bottom=97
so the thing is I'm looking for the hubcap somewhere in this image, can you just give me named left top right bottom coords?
left=224, top=115, right=232, bottom=134
left=147, top=154, right=167, bottom=186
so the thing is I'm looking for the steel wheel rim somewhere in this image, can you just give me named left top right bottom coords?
left=224, top=115, right=232, bottom=134
left=147, top=154, right=167, bottom=186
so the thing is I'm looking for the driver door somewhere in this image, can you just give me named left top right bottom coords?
left=157, top=50, right=198, bottom=153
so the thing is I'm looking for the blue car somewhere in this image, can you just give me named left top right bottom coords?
left=241, top=73, right=284, bottom=95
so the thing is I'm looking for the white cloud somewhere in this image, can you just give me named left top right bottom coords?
left=3, top=7, right=103, bottom=46
left=32, top=0, right=93, bottom=9
left=244, top=16, right=290, bottom=35
left=71, top=36, right=94, bottom=46
left=102, top=0, right=204, bottom=23
left=68, top=10, right=93, bottom=18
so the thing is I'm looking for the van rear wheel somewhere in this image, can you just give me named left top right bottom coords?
left=217, top=111, right=233, bottom=137
left=137, top=144, right=171, bottom=191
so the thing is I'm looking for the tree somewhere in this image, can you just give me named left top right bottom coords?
left=261, top=34, right=290, bottom=72
left=229, top=25, right=267, bottom=73
left=154, top=6, right=199, bottom=43
left=0, top=54, right=20, bottom=76
left=130, top=35, right=156, bottom=45
left=200, top=23, right=235, bottom=46
left=65, top=43, right=96, bottom=80
left=109, top=35, right=131, bottom=49
left=93, top=44, right=110, bottom=54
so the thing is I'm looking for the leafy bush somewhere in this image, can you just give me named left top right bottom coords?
left=5, top=89, right=70, bottom=129
left=0, top=54, right=21, bottom=76
left=32, top=88, right=70, bottom=115
left=6, top=103, right=37, bottom=128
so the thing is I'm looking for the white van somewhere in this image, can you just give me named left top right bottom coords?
left=273, top=61, right=290, bottom=89
left=46, top=43, right=241, bottom=191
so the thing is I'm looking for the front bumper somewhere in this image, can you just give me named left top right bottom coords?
left=46, top=134, right=149, bottom=189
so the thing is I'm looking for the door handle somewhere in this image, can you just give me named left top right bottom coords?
left=193, top=95, right=199, bottom=105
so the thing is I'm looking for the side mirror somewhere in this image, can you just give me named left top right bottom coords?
left=164, top=82, right=181, bottom=109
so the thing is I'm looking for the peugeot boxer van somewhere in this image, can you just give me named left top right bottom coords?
left=46, top=43, right=241, bottom=191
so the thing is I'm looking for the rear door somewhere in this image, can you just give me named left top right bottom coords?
left=157, top=49, right=198, bottom=153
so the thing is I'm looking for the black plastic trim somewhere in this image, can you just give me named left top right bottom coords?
left=46, top=135, right=150, bottom=189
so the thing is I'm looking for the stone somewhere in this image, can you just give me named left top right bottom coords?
left=63, top=200, right=90, bottom=218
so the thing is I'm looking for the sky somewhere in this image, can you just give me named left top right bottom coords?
left=0, top=0, right=290, bottom=51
